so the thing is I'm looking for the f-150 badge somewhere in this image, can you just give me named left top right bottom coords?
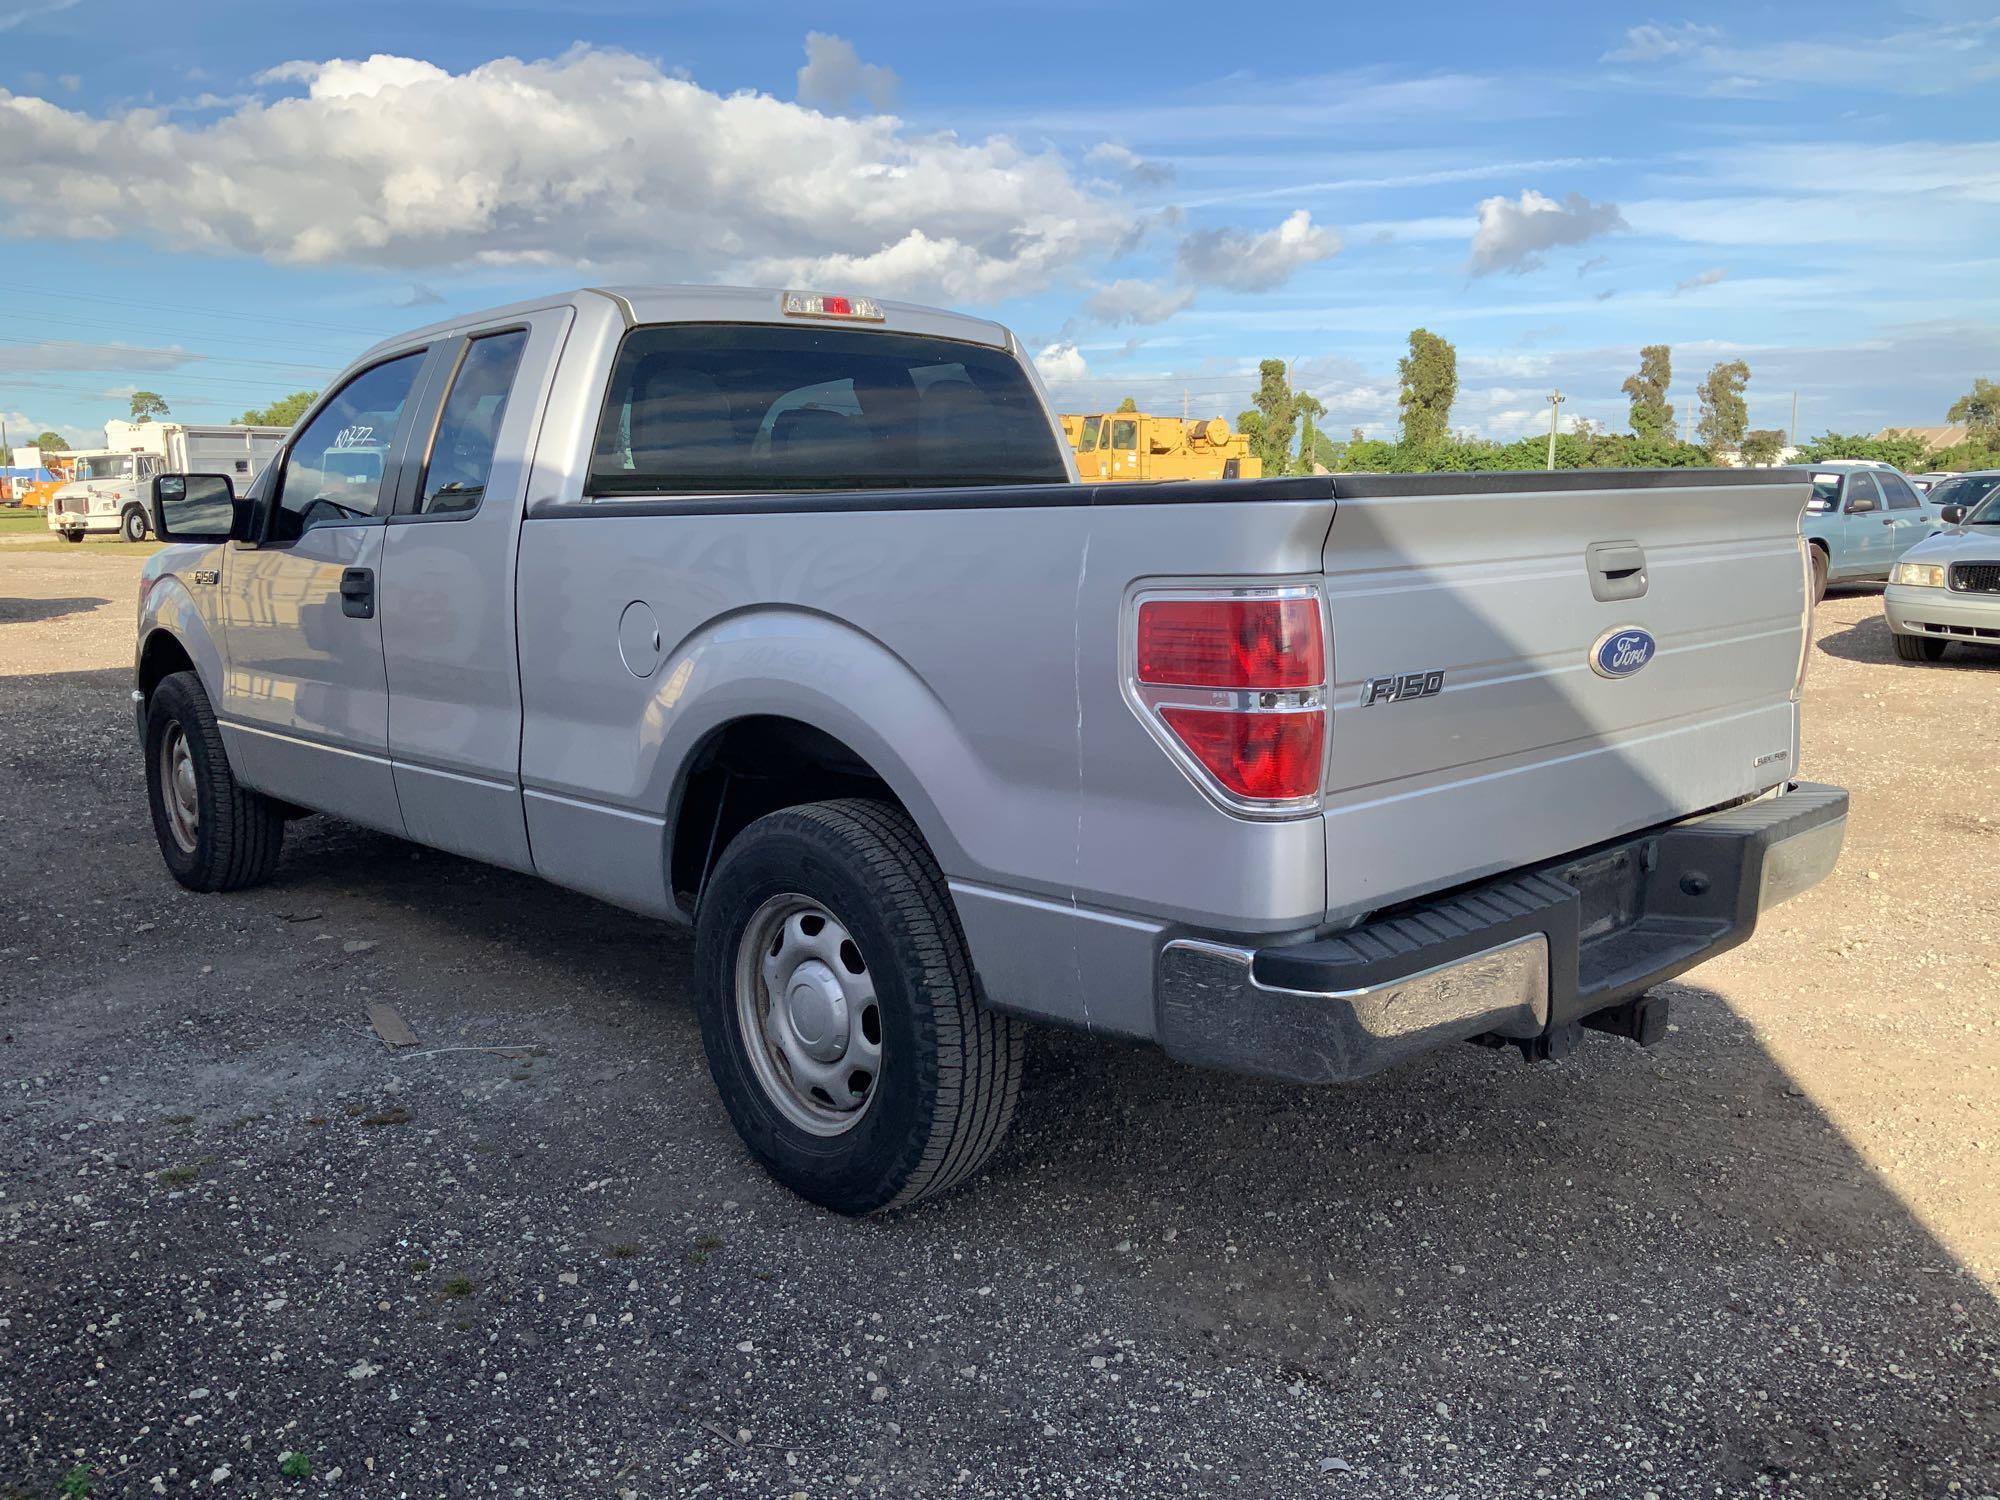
left=1362, top=670, right=1444, bottom=705
left=1590, top=626, right=1657, bottom=678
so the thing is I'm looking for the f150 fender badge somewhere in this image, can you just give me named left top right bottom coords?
left=1590, top=626, right=1656, bottom=678
left=1362, top=670, right=1444, bottom=705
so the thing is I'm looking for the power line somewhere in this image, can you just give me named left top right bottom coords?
left=0, top=279, right=402, bottom=339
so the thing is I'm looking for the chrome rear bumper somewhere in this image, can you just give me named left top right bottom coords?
left=1155, top=781, right=1847, bottom=1085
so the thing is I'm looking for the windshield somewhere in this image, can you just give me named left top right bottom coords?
left=1933, top=474, right=2000, bottom=516
left=1964, top=485, right=2000, bottom=525
left=588, top=324, right=1067, bottom=495
left=77, top=455, right=135, bottom=481
left=1079, top=415, right=1102, bottom=452
left=1806, top=473, right=1842, bottom=511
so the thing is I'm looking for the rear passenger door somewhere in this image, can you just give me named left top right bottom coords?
left=379, top=307, right=572, bottom=871
left=1876, top=470, right=1930, bottom=553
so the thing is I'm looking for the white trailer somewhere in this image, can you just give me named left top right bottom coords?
left=48, top=422, right=287, bottom=542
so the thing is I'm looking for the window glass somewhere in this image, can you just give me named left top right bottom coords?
left=1878, top=471, right=1920, bottom=509
left=1806, top=473, right=1841, bottom=511
left=275, top=352, right=424, bottom=539
left=1111, top=418, right=1138, bottom=451
left=1079, top=415, right=1101, bottom=452
left=417, top=330, right=528, bottom=516
left=586, top=324, right=1067, bottom=495
left=1844, top=472, right=1882, bottom=511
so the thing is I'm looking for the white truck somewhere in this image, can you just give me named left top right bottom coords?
left=48, top=421, right=286, bottom=542
left=133, top=285, right=1848, bottom=1214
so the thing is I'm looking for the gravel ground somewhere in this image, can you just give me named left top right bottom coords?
left=3, top=549, right=1996, bottom=1499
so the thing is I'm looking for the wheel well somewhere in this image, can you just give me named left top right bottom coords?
left=138, top=631, right=195, bottom=702
left=669, top=716, right=906, bottom=916
left=1808, top=538, right=1829, bottom=556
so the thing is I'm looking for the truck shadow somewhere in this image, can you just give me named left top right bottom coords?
left=0, top=594, right=110, bottom=624
left=1819, top=609, right=2000, bottom=669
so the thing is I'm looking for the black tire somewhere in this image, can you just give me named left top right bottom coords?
left=694, top=798, right=1024, bottom=1215
left=60, top=529, right=84, bottom=544
left=121, top=506, right=150, bottom=543
left=144, top=670, right=285, bottom=891
left=1891, top=631, right=1947, bottom=663
left=1808, top=545, right=1828, bottom=603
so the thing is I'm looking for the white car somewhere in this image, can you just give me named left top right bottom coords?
left=1884, top=475, right=2000, bottom=661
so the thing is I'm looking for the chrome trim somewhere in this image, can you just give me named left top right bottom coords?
left=1156, top=932, right=1549, bottom=1085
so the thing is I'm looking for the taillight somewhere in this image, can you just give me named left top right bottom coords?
left=1129, top=589, right=1327, bottom=811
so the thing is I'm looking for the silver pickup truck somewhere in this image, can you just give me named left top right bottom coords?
left=134, top=285, right=1848, bottom=1214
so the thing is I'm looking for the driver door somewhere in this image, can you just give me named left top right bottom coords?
left=220, top=346, right=438, bottom=835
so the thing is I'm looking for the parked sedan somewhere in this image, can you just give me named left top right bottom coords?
left=1922, top=470, right=2000, bottom=522
left=1800, top=461, right=1936, bottom=601
left=1884, top=478, right=2000, bottom=661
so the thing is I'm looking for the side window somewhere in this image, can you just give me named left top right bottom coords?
left=1111, top=418, right=1138, bottom=451
left=416, top=330, right=529, bottom=516
left=1878, top=472, right=1919, bottom=510
left=273, top=352, right=425, bottom=541
left=1079, top=416, right=1101, bottom=452
left=1844, top=472, right=1881, bottom=512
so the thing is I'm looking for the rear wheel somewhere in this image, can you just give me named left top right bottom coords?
left=144, top=671, right=285, bottom=891
left=1891, top=631, right=1947, bottom=663
left=1808, top=545, right=1828, bottom=603
left=694, top=798, right=1024, bottom=1215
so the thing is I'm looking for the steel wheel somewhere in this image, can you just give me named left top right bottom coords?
left=159, top=722, right=200, bottom=854
left=734, top=893, right=883, bottom=1136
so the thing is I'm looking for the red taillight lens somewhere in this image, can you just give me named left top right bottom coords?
left=1137, top=597, right=1322, bottom=689
left=1159, top=707, right=1324, bottom=801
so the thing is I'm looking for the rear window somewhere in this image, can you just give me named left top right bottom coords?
left=586, top=324, right=1066, bottom=496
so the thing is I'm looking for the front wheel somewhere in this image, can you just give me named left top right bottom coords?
left=1891, top=631, right=1947, bottom=663
left=694, top=799, right=1024, bottom=1215
left=121, top=507, right=150, bottom=543
left=144, top=671, right=285, bottom=891
left=60, top=529, right=84, bottom=544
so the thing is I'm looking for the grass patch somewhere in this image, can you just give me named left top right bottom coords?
left=160, top=1165, right=199, bottom=1186
left=441, top=1274, right=474, bottom=1299
left=608, top=1243, right=640, bottom=1260
left=687, top=1232, right=724, bottom=1266
left=57, top=1464, right=93, bottom=1497
left=278, top=1453, right=312, bottom=1480
left=165, top=1113, right=196, bottom=1126
left=406, top=1257, right=431, bottom=1274
left=360, top=1105, right=411, bottom=1128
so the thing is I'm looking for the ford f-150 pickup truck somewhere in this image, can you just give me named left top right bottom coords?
left=133, top=285, right=1847, bottom=1214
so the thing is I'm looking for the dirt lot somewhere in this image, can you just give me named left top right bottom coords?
left=3, top=547, right=1996, bottom=1499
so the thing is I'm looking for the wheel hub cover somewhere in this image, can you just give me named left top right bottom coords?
left=784, top=961, right=849, bottom=1061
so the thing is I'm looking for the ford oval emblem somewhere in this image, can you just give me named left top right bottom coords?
left=1590, top=626, right=1656, bottom=679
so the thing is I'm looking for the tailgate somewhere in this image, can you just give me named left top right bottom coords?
left=1319, top=470, right=1809, bottom=921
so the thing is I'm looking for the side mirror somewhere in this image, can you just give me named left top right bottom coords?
left=1846, top=495, right=1877, bottom=515
left=150, top=473, right=241, bottom=543
left=1940, top=503, right=1968, bottom=525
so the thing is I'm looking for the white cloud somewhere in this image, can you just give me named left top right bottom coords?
left=0, top=0, right=78, bottom=33
left=1083, top=278, right=1195, bottom=327
left=1033, top=341, right=1087, bottom=381
left=0, top=46, right=1125, bottom=304
left=1671, top=266, right=1728, bottom=296
left=795, top=32, right=897, bottom=114
left=1, top=407, right=92, bottom=448
left=1176, top=209, right=1341, bottom=292
left=1602, top=22, right=1722, bottom=63
left=1466, top=189, right=1625, bottom=276
left=1085, top=142, right=1173, bottom=186
left=0, top=340, right=200, bottom=374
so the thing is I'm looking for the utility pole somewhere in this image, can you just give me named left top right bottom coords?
left=1790, top=390, right=1798, bottom=449
left=1546, top=389, right=1565, bottom=471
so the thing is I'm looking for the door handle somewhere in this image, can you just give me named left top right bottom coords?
left=339, top=567, right=375, bottom=620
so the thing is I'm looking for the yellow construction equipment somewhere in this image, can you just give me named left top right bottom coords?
left=1065, top=412, right=1262, bottom=481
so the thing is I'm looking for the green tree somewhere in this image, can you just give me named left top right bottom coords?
left=1397, top=328, right=1457, bottom=449
left=1115, top=396, right=1138, bottom=413
left=1294, top=390, right=1326, bottom=475
left=1792, top=431, right=1930, bottom=469
left=1237, top=359, right=1300, bottom=476
left=1621, top=344, right=1674, bottom=441
left=1740, top=428, right=1786, bottom=466
left=237, top=391, right=319, bottom=427
left=129, top=390, right=170, bottom=422
left=35, top=430, right=69, bottom=452
left=1946, top=376, right=1999, bottom=437
left=1695, top=359, right=1750, bottom=453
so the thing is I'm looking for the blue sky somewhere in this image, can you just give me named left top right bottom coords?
left=2, top=0, right=1995, bottom=451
